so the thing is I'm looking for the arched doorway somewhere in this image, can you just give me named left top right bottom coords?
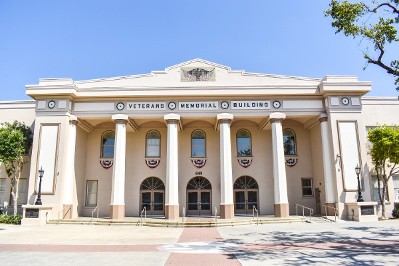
left=140, top=177, right=165, bottom=216
left=234, top=176, right=259, bottom=215
left=186, top=176, right=212, bottom=216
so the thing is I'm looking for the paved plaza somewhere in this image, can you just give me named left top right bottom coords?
left=0, top=220, right=398, bottom=265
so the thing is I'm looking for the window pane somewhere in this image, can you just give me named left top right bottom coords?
left=86, top=181, right=98, bottom=206
left=0, top=179, right=6, bottom=206
left=237, top=130, right=251, bottom=156
left=17, top=179, right=28, bottom=205
left=101, top=131, right=115, bottom=158
left=192, top=139, right=205, bottom=157
left=146, top=131, right=160, bottom=157
left=301, top=178, right=313, bottom=196
left=283, top=129, right=296, bottom=155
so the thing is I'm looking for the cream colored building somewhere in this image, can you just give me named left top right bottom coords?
left=1, top=59, right=399, bottom=220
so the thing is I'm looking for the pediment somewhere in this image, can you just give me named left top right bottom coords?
left=72, top=58, right=321, bottom=90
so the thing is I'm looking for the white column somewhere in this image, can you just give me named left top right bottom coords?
left=62, top=115, right=78, bottom=219
left=164, top=114, right=180, bottom=220
left=319, top=114, right=336, bottom=205
left=110, top=114, right=128, bottom=219
left=270, top=112, right=289, bottom=217
left=217, top=113, right=234, bottom=219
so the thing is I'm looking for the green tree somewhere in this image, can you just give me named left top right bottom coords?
left=368, top=125, right=399, bottom=219
left=325, top=1, right=399, bottom=90
left=0, top=121, right=33, bottom=215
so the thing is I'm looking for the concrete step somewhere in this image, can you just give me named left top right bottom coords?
left=48, top=216, right=305, bottom=227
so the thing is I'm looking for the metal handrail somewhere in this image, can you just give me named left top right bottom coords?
left=322, top=204, right=338, bottom=222
left=252, top=205, right=259, bottom=225
left=91, top=206, right=99, bottom=219
left=214, top=207, right=218, bottom=227
left=295, top=204, right=313, bottom=222
left=140, top=206, right=146, bottom=227
left=57, top=205, right=72, bottom=225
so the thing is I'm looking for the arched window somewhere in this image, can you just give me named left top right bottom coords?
left=146, top=130, right=161, bottom=158
left=191, top=130, right=206, bottom=158
left=236, top=129, right=252, bottom=157
left=283, top=128, right=297, bottom=155
left=101, top=131, right=115, bottom=158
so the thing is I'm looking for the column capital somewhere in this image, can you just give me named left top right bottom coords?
left=164, top=113, right=181, bottom=123
left=112, top=114, right=128, bottom=124
left=318, top=113, right=328, bottom=123
left=269, top=112, right=286, bottom=123
left=69, top=115, right=78, bottom=125
left=216, top=113, right=233, bottom=131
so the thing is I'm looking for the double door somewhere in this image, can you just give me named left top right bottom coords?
left=187, top=190, right=211, bottom=216
left=234, top=189, right=258, bottom=214
left=141, top=190, right=164, bottom=216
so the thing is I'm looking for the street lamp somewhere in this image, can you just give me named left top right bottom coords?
left=35, top=167, right=44, bottom=205
left=355, top=164, right=364, bottom=202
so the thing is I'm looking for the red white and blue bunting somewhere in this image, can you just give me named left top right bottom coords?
left=100, top=159, right=113, bottom=169
left=285, top=157, right=298, bottom=167
left=238, top=157, right=253, bottom=168
left=191, top=158, right=206, bottom=168
left=145, top=159, right=160, bottom=169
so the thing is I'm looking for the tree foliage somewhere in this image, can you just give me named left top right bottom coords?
left=0, top=121, right=33, bottom=215
left=325, top=1, right=399, bottom=90
left=368, top=125, right=399, bottom=218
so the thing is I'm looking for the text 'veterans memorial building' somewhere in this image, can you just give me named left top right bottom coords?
left=1, top=59, right=398, bottom=222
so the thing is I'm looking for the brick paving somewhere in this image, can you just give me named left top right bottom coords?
left=165, top=226, right=241, bottom=265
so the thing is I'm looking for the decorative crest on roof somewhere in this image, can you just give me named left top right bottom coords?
left=181, top=67, right=215, bottom=82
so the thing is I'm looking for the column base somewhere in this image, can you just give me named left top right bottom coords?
left=220, top=204, right=234, bottom=219
left=324, top=202, right=337, bottom=216
left=110, top=205, right=125, bottom=220
left=274, top=203, right=289, bottom=217
left=165, top=204, right=179, bottom=220
left=62, top=204, right=73, bottom=219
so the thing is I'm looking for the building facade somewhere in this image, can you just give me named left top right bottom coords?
left=1, top=59, right=399, bottom=220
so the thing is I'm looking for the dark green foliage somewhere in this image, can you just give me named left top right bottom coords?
left=0, top=214, right=22, bottom=225
left=325, top=1, right=399, bottom=90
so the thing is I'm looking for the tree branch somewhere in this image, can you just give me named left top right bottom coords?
left=366, top=43, right=399, bottom=76
left=369, top=3, right=399, bottom=15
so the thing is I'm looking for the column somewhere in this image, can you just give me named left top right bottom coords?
left=62, top=115, right=78, bottom=219
left=217, top=113, right=234, bottom=219
left=270, top=112, right=289, bottom=217
left=110, top=114, right=128, bottom=220
left=319, top=114, right=336, bottom=213
left=164, top=114, right=180, bottom=220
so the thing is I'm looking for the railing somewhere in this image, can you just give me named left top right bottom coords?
left=140, top=206, right=147, bottom=227
left=252, top=205, right=259, bottom=225
left=214, top=207, right=218, bottom=227
left=322, top=204, right=338, bottom=222
left=91, top=206, right=99, bottom=220
left=56, top=206, right=72, bottom=225
left=182, top=206, right=185, bottom=227
left=295, top=204, right=313, bottom=222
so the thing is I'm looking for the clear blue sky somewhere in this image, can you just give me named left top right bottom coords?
left=1, top=1, right=398, bottom=101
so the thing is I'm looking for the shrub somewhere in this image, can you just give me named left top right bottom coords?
left=0, top=214, right=22, bottom=224
left=393, top=203, right=399, bottom=219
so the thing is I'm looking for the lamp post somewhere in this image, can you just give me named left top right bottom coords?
left=35, top=167, right=44, bottom=205
left=355, top=164, right=364, bottom=202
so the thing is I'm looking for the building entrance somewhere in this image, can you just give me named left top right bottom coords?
left=140, top=177, right=165, bottom=216
left=234, top=176, right=259, bottom=215
left=186, top=176, right=212, bottom=216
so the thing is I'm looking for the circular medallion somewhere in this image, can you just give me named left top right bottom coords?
left=48, top=100, right=56, bottom=109
left=168, top=102, right=176, bottom=110
left=116, top=102, right=125, bottom=111
left=221, top=101, right=229, bottom=109
left=272, top=100, right=281, bottom=109
left=341, top=97, right=350, bottom=105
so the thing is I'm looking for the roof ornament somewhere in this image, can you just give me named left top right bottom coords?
left=181, top=67, right=215, bottom=81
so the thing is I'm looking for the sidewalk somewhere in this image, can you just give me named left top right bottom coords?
left=0, top=220, right=398, bottom=265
